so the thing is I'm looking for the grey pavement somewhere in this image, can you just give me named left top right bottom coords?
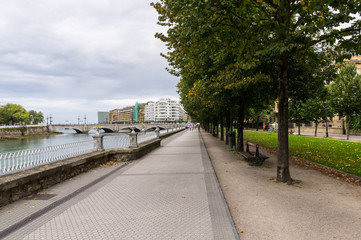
left=0, top=130, right=239, bottom=240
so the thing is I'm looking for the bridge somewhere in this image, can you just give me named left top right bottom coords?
left=50, top=123, right=183, bottom=134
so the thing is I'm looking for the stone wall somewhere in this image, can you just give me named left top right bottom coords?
left=0, top=126, right=49, bottom=138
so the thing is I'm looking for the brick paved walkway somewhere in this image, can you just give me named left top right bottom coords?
left=0, top=130, right=238, bottom=240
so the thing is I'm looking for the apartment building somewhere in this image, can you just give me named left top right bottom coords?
left=133, top=102, right=145, bottom=123
left=144, top=101, right=155, bottom=122
left=118, top=106, right=134, bottom=123
left=154, top=98, right=180, bottom=122
left=109, top=109, right=120, bottom=123
left=144, top=99, right=182, bottom=122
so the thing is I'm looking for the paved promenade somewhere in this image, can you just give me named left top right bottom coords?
left=0, top=131, right=239, bottom=239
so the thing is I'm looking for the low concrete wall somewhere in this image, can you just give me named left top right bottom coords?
left=0, top=129, right=184, bottom=207
left=298, top=126, right=344, bottom=134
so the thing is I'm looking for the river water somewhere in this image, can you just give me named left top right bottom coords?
left=0, top=131, right=93, bottom=154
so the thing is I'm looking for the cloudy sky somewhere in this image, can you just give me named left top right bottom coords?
left=0, top=0, right=179, bottom=124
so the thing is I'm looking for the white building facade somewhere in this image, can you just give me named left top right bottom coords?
left=144, top=101, right=155, bottom=122
left=144, top=98, right=182, bottom=122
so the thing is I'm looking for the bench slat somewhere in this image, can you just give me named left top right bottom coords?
left=239, top=152, right=254, bottom=159
left=241, top=141, right=269, bottom=166
left=246, top=142, right=258, bottom=147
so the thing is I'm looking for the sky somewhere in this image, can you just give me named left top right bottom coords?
left=0, top=0, right=179, bottom=124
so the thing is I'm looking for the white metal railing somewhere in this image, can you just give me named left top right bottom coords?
left=0, top=127, right=184, bottom=176
left=0, top=140, right=96, bottom=175
left=103, top=134, right=130, bottom=149
left=138, top=132, right=157, bottom=144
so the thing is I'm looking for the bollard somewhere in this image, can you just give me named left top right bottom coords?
left=92, top=134, right=105, bottom=151
left=129, top=128, right=138, bottom=148
left=155, top=127, right=160, bottom=138
left=228, top=131, right=236, bottom=149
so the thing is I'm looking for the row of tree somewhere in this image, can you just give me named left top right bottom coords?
left=289, top=63, right=361, bottom=139
left=152, top=0, right=361, bottom=183
left=0, top=103, right=44, bottom=125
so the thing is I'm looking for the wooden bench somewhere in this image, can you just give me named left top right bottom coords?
left=239, top=142, right=269, bottom=166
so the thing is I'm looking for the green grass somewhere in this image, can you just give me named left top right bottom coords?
left=243, top=130, right=361, bottom=177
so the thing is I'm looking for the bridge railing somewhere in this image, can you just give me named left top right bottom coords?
left=0, top=140, right=96, bottom=175
left=137, top=132, right=157, bottom=144
left=103, top=134, right=131, bottom=149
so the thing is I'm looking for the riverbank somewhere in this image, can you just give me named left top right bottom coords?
left=0, top=125, right=50, bottom=139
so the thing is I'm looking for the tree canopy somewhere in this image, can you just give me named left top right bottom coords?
left=0, top=103, right=44, bottom=125
left=152, top=0, right=361, bottom=183
left=329, top=63, right=361, bottom=139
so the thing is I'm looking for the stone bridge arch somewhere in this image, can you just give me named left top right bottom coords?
left=98, top=128, right=114, bottom=133
left=54, top=127, right=83, bottom=134
left=145, top=126, right=165, bottom=132
left=119, top=127, right=141, bottom=133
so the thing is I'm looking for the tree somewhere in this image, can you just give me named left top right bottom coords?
left=301, top=97, right=333, bottom=136
left=152, top=0, right=278, bottom=152
left=29, top=110, right=44, bottom=124
left=0, top=103, right=30, bottom=125
left=152, top=0, right=361, bottom=183
left=350, top=115, right=361, bottom=131
left=329, top=63, right=361, bottom=140
left=288, top=99, right=305, bottom=135
left=239, top=0, right=361, bottom=183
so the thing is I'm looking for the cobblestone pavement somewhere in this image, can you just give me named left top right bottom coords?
left=0, top=131, right=239, bottom=240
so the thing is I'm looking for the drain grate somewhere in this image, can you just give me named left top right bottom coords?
left=24, top=194, right=57, bottom=200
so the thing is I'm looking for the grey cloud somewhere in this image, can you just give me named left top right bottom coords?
left=0, top=0, right=179, bottom=123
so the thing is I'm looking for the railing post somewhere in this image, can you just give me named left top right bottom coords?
left=129, top=128, right=138, bottom=148
left=92, top=134, right=104, bottom=151
left=155, top=127, right=160, bottom=139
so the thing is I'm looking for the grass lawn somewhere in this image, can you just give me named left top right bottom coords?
left=243, top=130, right=361, bottom=177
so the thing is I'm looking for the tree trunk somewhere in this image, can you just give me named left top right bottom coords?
left=298, top=122, right=301, bottom=135
left=220, top=113, right=224, bottom=141
left=256, top=116, right=260, bottom=131
left=342, top=118, right=346, bottom=135
left=276, top=54, right=292, bottom=183
left=314, top=121, right=318, bottom=136
left=225, top=112, right=230, bottom=145
left=216, top=120, right=219, bottom=138
left=346, top=117, right=350, bottom=140
left=237, top=100, right=245, bottom=152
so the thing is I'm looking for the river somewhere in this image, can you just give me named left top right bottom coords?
left=0, top=130, right=93, bottom=154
